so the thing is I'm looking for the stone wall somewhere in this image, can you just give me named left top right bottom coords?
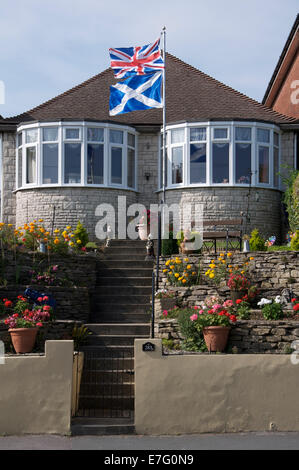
left=15, top=187, right=137, bottom=241
left=136, top=132, right=160, bottom=208
left=158, top=186, right=283, bottom=242
left=1, top=132, right=16, bottom=225
left=155, top=318, right=299, bottom=354
left=157, top=251, right=299, bottom=298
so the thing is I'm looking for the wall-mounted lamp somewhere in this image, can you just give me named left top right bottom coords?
left=144, top=172, right=151, bottom=181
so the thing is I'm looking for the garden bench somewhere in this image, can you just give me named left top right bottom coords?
left=202, top=218, right=244, bottom=253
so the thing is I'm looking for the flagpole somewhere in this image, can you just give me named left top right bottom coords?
left=156, top=26, right=166, bottom=291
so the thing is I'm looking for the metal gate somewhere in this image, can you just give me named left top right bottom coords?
left=73, top=348, right=134, bottom=419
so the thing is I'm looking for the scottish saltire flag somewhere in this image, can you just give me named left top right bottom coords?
left=109, top=38, right=164, bottom=79
left=109, top=72, right=163, bottom=116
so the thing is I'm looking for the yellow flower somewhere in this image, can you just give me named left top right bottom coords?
left=39, top=219, right=43, bottom=222
left=241, top=270, right=245, bottom=274
left=174, top=273, right=179, bottom=278
left=163, top=269, right=168, bottom=273
left=209, top=273, right=215, bottom=279
left=54, top=229, right=60, bottom=234
left=227, top=252, right=232, bottom=257
left=0, top=223, right=5, bottom=227
left=54, top=238, right=60, bottom=245
left=250, top=257, right=254, bottom=261
left=69, top=242, right=74, bottom=247
left=209, top=264, right=216, bottom=269
left=62, top=231, right=68, bottom=238
left=66, top=226, right=71, bottom=230
left=187, top=265, right=191, bottom=270
left=77, top=239, right=82, bottom=244
left=205, top=270, right=210, bottom=276
left=220, top=253, right=225, bottom=257
left=221, top=260, right=226, bottom=264
left=170, top=265, right=175, bottom=270
left=165, top=260, right=171, bottom=266
left=192, top=272, right=196, bottom=275
left=175, top=259, right=182, bottom=264
left=39, top=228, right=45, bottom=233
left=185, top=273, right=188, bottom=277
left=178, top=277, right=183, bottom=281
left=182, top=279, right=187, bottom=284
left=184, top=258, right=189, bottom=262
left=7, top=224, right=13, bottom=227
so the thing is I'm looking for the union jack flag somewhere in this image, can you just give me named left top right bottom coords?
left=109, top=38, right=164, bottom=79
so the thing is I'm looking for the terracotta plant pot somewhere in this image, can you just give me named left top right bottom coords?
left=8, top=327, right=39, bottom=354
left=230, top=290, right=247, bottom=305
left=203, top=326, right=231, bottom=352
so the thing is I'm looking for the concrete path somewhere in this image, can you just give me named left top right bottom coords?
left=0, top=432, right=299, bottom=450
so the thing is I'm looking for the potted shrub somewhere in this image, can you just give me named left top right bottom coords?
left=190, top=304, right=237, bottom=352
left=227, top=273, right=251, bottom=305
left=2, top=295, right=52, bottom=353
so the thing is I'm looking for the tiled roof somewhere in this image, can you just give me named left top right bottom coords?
left=0, top=53, right=295, bottom=127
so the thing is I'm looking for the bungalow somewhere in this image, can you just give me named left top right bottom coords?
left=0, top=36, right=298, bottom=241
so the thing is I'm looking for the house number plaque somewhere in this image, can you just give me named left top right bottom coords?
left=142, top=342, right=155, bottom=352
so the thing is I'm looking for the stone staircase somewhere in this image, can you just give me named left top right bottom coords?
left=71, top=239, right=154, bottom=435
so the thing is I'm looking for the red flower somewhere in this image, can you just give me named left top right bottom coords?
left=43, top=296, right=49, bottom=302
left=43, top=305, right=51, bottom=311
left=36, top=322, right=43, bottom=327
left=230, top=315, right=237, bottom=322
left=4, top=301, right=12, bottom=308
left=236, top=299, right=242, bottom=304
left=293, top=304, right=299, bottom=312
left=291, top=298, right=297, bottom=303
left=37, top=297, right=43, bottom=302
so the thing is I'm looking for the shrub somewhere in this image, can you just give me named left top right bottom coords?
left=177, top=308, right=206, bottom=351
left=260, top=301, right=284, bottom=320
left=74, top=220, right=89, bottom=247
left=249, top=229, right=267, bottom=251
left=161, top=231, right=179, bottom=256
left=281, top=168, right=299, bottom=233
left=290, top=231, right=299, bottom=250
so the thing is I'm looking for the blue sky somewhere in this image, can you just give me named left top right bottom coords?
left=0, top=0, right=298, bottom=118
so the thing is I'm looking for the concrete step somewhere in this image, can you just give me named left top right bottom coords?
left=97, top=268, right=154, bottom=278
left=91, top=312, right=151, bottom=323
left=81, top=345, right=134, bottom=355
left=105, top=247, right=148, bottom=256
left=94, top=286, right=152, bottom=296
left=103, top=253, right=148, bottom=261
left=93, top=304, right=151, bottom=314
left=78, top=396, right=134, bottom=410
left=81, top=355, right=134, bottom=369
left=98, top=277, right=152, bottom=286
left=86, top=323, right=150, bottom=336
left=91, top=294, right=151, bottom=305
left=71, top=418, right=135, bottom=436
left=99, top=260, right=154, bottom=268
left=87, top=334, right=148, bottom=346
left=81, top=371, right=135, bottom=385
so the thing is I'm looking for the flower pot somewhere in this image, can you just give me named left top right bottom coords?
left=203, top=326, right=231, bottom=352
left=8, top=327, right=38, bottom=354
left=230, top=290, right=247, bottom=305
left=137, top=223, right=149, bottom=241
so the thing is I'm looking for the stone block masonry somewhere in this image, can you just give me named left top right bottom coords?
left=1, top=132, right=16, bottom=225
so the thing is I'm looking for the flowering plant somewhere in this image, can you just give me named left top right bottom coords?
left=155, top=289, right=175, bottom=299
left=291, top=298, right=299, bottom=313
left=205, top=252, right=254, bottom=288
left=227, top=273, right=250, bottom=291
left=2, top=295, right=52, bottom=328
left=163, top=256, right=198, bottom=286
left=190, top=303, right=237, bottom=329
left=258, top=297, right=284, bottom=320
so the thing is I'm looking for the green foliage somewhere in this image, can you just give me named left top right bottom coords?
left=72, top=324, right=91, bottom=350
left=85, top=242, right=98, bottom=251
left=281, top=168, right=299, bottom=232
left=235, top=301, right=251, bottom=319
left=162, top=338, right=181, bottom=351
left=290, top=231, right=299, bottom=250
left=261, top=302, right=284, bottom=320
left=74, top=221, right=89, bottom=247
left=177, top=308, right=206, bottom=352
left=161, top=231, right=179, bottom=256
left=249, top=229, right=267, bottom=251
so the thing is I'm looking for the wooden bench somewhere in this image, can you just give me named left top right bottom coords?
left=202, top=218, right=244, bottom=253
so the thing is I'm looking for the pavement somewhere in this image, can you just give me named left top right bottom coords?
left=0, top=432, right=299, bottom=450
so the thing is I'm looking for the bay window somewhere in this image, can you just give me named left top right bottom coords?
left=16, top=122, right=138, bottom=190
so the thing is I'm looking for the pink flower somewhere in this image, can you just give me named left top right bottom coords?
left=36, top=322, right=43, bottom=327
left=223, top=300, right=233, bottom=308
left=198, top=309, right=204, bottom=314
left=163, top=310, right=168, bottom=317
left=43, top=296, right=49, bottom=302
left=190, top=314, right=198, bottom=321
left=37, top=297, right=43, bottom=302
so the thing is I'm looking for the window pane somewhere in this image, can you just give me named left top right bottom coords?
left=274, top=132, right=279, bottom=147
left=65, top=128, right=80, bottom=140
left=160, top=148, right=168, bottom=188
left=43, top=127, right=58, bottom=142
left=128, top=133, right=135, bottom=148
left=235, top=143, right=251, bottom=184
left=26, top=147, right=36, bottom=183
left=111, top=147, right=122, bottom=184
left=110, top=130, right=123, bottom=144
left=127, top=148, right=135, bottom=188
left=26, top=129, right=38, bottom=144
left=258, top=146, right=269, bottom=183
left=64, top=143, right=81, bottom=183
left=87, top=144, right=103, bottom=184
left=43, top=144, right=58, bottom=184
left=171, top=147, right=183, bottom=184
left=236, top=127, right=251, bottom=141
left=190, top=143, right=206, bottom=184
left=212, top=143, right=229, bottom=183
left=17, top=133, right=22, bottom=147
left=18, top=148, right=22, bottom=187
left=190, top=127, right=206, bottom=142
left=257, top=128, right=270, bottom=143
left=214, top=128, right=227, bottom=139
left=171, top=128, right=184, bottom=144
left=87, top=128, right=104, bottom=142
left=274, top=147, right=279, bottom=187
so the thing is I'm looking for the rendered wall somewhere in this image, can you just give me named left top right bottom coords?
left=135, top=339, right=299, bottom=435
left=0, top=340, right=73, bottom=435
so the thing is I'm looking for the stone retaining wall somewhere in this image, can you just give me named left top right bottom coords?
left=155, top=317, right=299, bottom=354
